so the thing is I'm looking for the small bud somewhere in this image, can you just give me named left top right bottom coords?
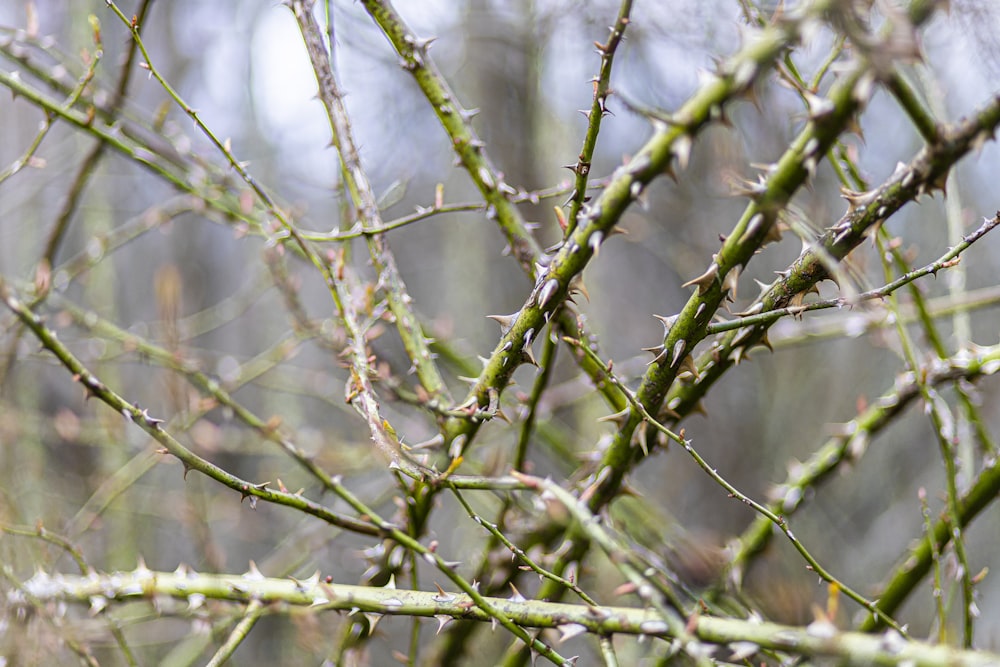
left=554, top=206, right=568, bottom=232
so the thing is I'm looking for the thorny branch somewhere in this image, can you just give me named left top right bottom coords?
left=291, top=0, right=450, bottom=409
left=11, top=565, right=1000, bottom=667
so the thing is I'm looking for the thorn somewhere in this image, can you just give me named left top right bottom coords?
left=864, top=217, right=886, bottom=245
left=730, top=59, right=758, bottom=89
left=845, top=115, right=865, bottom=141
left=244, top=561, right=265, bottom=580
left=670, top=339, right=686, bottom=368
left=569, top=274, right=589, bottom=302
left=533, top=262, right=548, bottom=284
left=840, top=188, right=878, bottom=215
left=852, top=71, right=876, bottom=105
left=486, top=312, right=519, bottom=335
left=663, top=161, right=678, bottom=183
left=538, top=278, right=559, bottom=310
left=597, top=407, right=630, bottom=426
left=742, top=82, right=763, bottom=112
left=652, top=313, right=678, bottom=335
left=729, top=174, right=768, bottom=199
left=678, top=354, right=700, bottom=379
left=804, top=90, right=835, bottom=120
left=730, top=346, right=748, bottom=365
left=589, top=231, right=604, bottom=257
left=927, top=170, right=949, bottom=196
left=557, top=623, right=588, bottom=643
left=695, top=68, right=720, bottom=90
left=673, top=134, right=693, bottom=171
left=414, top=36, right=437, bottom=51
left=733, top=301, right=763, bottom=317
left=435, top=614, right=453, bottom=634
left=722, top=265, right=739, bottom=302
left=803, top=156, right=818, bottom=179
left=763, top=219, right=786, bottom=245
left=619, top=478, right=644, bottom=498
left=634, top=428, right=649, bottom=457
left=645, top=347, right=669, bottom=365
left=364, top=612, right=383, bottom=633
left=681, top=262, right=720, bottom=295
left=737, top=212, right=765, bottom=245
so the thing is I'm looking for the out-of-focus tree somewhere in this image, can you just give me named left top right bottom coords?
left=2, top=0, right=1000, bottom=665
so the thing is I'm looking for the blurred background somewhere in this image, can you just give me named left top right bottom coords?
left=2, top=0, right=1000, bottom=664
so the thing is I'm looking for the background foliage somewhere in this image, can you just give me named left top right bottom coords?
left=2, top=0, right=1000, bottom=665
